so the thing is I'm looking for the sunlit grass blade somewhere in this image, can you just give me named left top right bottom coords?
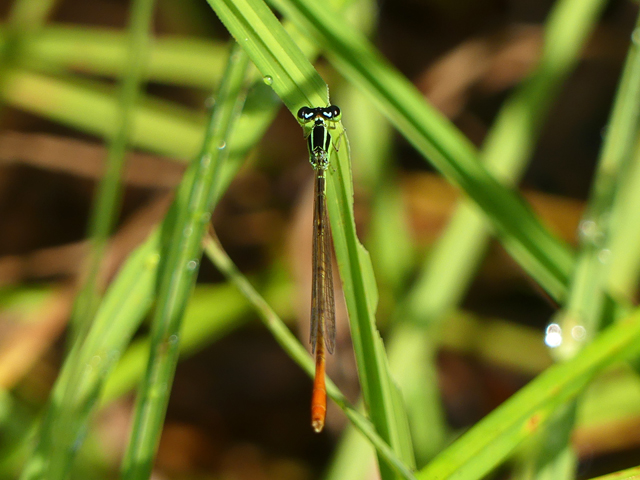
left=526, top=11, right=640, bottom=479
left=12, top=25, right=228, bottom=88
left=555, top=11, right=640, bottom=357
left=588, top=465, right=640, bottom=480
left=403, top=0, right=606, bottom=327
left=388, top=0, right=606, bottom=468
left=607, top=138, right=640, bottom=298
left=99, top=279, right=292, bottom=404
left=203, top=233, right=416, bottom=480
left=120, top=45, right=249, bottom=480
left=15, top=15, right=326, bottom=477
left=415, top=306, right=640, bottom=480
left=206, top=1, right=415, bottom=477
left=71, top=0, right=155, bottom=341
left=19, top=231, right=161, bottom=480
left=271, top=0, right=574, bottom=303
left=2, top=69, right=205, bottom=160
left=20, top=1, right=157, bottom=477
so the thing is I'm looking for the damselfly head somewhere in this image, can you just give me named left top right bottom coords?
left=297, top=105, right=341, bottom=123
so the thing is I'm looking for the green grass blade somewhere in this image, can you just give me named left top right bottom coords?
left=588, top=466, right=640, bottom=480
left=2, top=69, right=205, bottom=160
left=523, top=12, right=640, bottom=480
left=120, top=45, right=249, bottom=480
left=13, top=25, right=228, bottom=88
left=202, top=234, right=416, bottom=480
left=272, top=0, right=575, bottom=303
left=99, top=280, right=290, bottom=404
left=401, top=0, right=606, bottom=328
left=607, top=137, right=640, bottom=297
left=19, top=232, right=161, bottom=480
left=20, top=35, right=289, bottom=479
left=71, top=0, right=156, bottom=342
left=386, top=0, right=605, bottom=469
left=20, top=1, right=157, bottom=476
left=415, top=306, right=640, bottom=480
left=556, top=11, right=640, bottom=358
left=205, top=1, right=416, bottom=476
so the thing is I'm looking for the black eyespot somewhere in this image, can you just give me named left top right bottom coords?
left=329, top=105, right=341, bottom=119
left=297, top=107, right=313, bottom=120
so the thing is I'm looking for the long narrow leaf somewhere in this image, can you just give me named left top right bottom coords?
left=415, top=307, right=640, bottom=480
left=272, top=0, right=575, bottom=303
left=206, top=1, right=415, bottom=477
left=203, top=234, right=416, bottom=480
left=120, top=45, right=249, bottom=480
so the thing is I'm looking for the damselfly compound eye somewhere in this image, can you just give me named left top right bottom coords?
left=297, top=106, right=313, bottom=120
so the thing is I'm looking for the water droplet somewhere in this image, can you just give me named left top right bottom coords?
left=201, top=212, right=211, bottom=223
left=544, top=323, right=563, bottom=348
left=205, top=96, right=215, bottom=109
left=598, top=248, right=611, bottom=264
left=201, top=153, right=211, bottom=167
left=632, top=28, right=640, bottom=45
left=263, top=75, right=273, bottom=85
left=183, top=226, right=193, bottom=237
left=186, top=260, right=198, bottom=271
left=579, top=219, right=596, bottom=238
left=218, top=141, right=226, bottom=150
left=571, top=325, right=587, bottom=341
left=579, top=219, right=604, bottom=246
left=91, top=355, right=102, bottom=366
left=169, top=334, right=179, bottom=345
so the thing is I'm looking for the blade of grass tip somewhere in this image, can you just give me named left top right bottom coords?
left=207, top=1, right=415, bottom=476
left=19, top=232, right=161, bottom=480
left=202, top=233, right=417, bottom=480
left=120, top=44, right=249, bottom=480
left=71, top=0, right=156, bottom=342
left=271, top=0, right=575, bottom=303
left=415, top=306, right=640, bottom=480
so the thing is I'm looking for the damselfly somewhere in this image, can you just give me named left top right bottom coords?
left=297, top=105, right=341, bottom=433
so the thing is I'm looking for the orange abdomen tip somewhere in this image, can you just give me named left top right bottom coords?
left=311, top=348, right=327, bottom=433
